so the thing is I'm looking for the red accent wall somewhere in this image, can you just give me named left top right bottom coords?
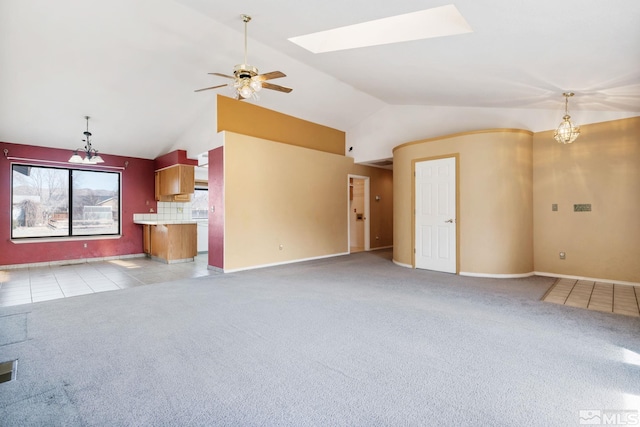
left=0, top=141, right=156, bottom=266
left=154, top=149, right=198, bottom=170
left=208, top=147, right=224, bottom=269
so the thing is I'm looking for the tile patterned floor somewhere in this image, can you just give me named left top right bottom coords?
left=0, top=254, right=217, bottom=308
left=543, top=278, right=640, bottom=317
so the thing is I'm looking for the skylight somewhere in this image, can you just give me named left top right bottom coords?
left=288, top=5, right=473, bottom=54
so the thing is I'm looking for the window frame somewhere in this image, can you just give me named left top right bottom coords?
left=191, top=186, right=209, bottom=220
left=10, top=163, right=122, bottom=240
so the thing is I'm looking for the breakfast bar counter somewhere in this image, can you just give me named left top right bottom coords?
left=135, top=221, right=197, bottom=264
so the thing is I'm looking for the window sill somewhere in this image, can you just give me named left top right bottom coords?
left=10, top=235, right=122, bottom=244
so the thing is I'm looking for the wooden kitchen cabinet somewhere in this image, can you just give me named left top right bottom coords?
left=154, top=172, right=160, bottom=201
left=142, top=224, right=151, bottom=254
left=148, top=223, right=197, bottom=263
left=155, top=165, right=195, bottom=201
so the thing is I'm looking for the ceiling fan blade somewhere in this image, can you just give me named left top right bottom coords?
left=257, top=71, right=286, bottom=81
left=262, top=82, right=293, bottom=93
left=208, top=72, right=235, bottom=79
left=194, top=84, right=228, bottom=92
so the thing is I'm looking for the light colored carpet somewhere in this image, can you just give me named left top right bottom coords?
left=1, top=249, right=639, bottom=426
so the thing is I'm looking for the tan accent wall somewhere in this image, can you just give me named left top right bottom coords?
left=393, top=129, right=534, bottom=275
left=223, top=132, right=392, bottom=271
left=217, top=95, right=345, bottom=156
left=533, top=116, right=640, bottom=282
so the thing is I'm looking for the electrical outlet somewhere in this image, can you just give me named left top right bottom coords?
left=559, top=251, right=566, bottom=260
left=279, top=244, right=283, bottom=251
left=83, top=243, right=87, bottom=248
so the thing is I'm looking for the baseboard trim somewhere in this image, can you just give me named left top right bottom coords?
left=0, top=253, right=147, bottom=270
left=534, top=271, right=640, bottom=287
left=459, top=271, right=536, bottom=279
left=370, top=245, right=393, bottom=251
left=392, top=259, right=412, bottom=268
left=222, top=252, right=350, bottom=274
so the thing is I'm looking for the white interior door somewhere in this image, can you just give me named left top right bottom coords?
left=415, top=157, right=456, bottom=273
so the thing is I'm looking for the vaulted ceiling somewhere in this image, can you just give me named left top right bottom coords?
left=1, top=0, right=638, bottom=164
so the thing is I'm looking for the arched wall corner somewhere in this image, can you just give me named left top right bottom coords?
left=393, top=128, right=534, bottom=276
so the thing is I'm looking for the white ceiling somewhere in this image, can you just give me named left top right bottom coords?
left=1, top=0, right=638, bottom=164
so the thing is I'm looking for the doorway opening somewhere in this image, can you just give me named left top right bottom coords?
left=348, top=175, right=370, bottom=253
left=194, top=165, right=209, bottom=254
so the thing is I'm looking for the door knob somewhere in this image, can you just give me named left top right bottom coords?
left=445, top=219, right=454, bottom=223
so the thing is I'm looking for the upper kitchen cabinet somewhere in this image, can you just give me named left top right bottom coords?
left=155, top=164, right=195, bottom=201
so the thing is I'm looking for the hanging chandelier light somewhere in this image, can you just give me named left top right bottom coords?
left=553, top=92, right=580, bottom=144
left=69, top=116, right=104, bottom=164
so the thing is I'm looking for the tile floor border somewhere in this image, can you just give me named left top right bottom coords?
left=543, top=278, right=640, bottom=317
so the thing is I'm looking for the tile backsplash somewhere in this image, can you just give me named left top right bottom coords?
left=133, top=201, right=192, bottom=222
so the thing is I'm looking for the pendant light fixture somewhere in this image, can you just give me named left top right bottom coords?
left=553, top=92, right=580, bottom=144
left=69, top=116, right=104, bottom=164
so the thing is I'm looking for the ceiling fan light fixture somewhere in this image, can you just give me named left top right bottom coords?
left=553, top=92, right=580, bottom=144
left=250, top=77, right=262, bottom=92
left=239, top=83, right=253, bottom=99
left=195, top=14, right=292, bottom=98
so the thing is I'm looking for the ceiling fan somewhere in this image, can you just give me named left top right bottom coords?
left=195, top=14, right=292, bottom=100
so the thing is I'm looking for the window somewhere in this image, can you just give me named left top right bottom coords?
left=191, top=188, right=208, bottom=220
left=11, top=165, right=120, bottom=239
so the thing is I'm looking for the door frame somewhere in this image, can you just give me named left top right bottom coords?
left=411, top=154, right=460, bottom=273
left=347, top=174, right=370, bottom=252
